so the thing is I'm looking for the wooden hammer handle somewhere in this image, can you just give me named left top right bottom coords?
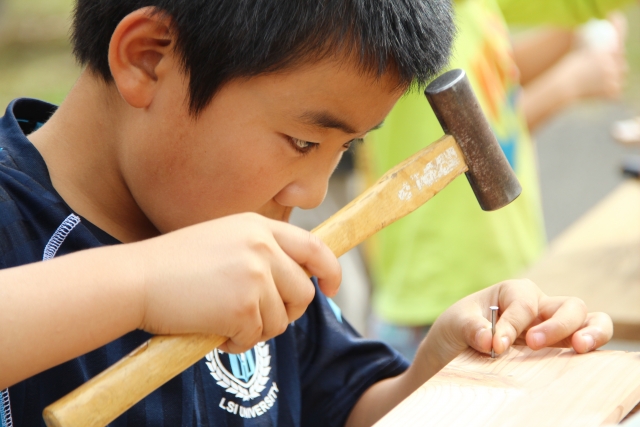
left=43, top=135, right=466, bottom=427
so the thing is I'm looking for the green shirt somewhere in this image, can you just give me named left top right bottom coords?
left=366, top=0, right=629, bottom=325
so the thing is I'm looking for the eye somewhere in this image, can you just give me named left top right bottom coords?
left=343, top=138, right=364, bottom=150
left=288, top=137, right=319, bottom=154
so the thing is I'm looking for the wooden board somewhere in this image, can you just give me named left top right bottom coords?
left=526, top=180, right=640, bottom=339
left=374, top=346, right=640, bottom=427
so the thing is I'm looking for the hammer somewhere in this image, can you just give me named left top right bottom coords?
left=43, top=69, right=521, bottom=427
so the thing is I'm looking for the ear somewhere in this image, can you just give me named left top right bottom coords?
left=108, top=7, right=174, bottom=109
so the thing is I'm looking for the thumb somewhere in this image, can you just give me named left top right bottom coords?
left=439, top=300, right=494, bottom=357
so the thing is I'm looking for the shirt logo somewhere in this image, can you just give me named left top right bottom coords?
left=206, top=342, right=270, bottom=401
left=206, top=342, right=279, bottom=419
left=229, top=351, right=256, bottom=382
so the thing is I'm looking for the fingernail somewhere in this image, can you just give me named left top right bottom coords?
left=531, top=332, right=546, bottom=348
left=501, top=336, right=510, bottom=351
left=582, top=334, right=595, bottom=351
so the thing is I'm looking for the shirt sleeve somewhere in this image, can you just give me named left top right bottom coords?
left=295, top=278, right=409, bottom=427
left=497, top=0, right=634, bottom=27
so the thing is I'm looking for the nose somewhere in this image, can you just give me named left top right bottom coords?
left=274, top=165, right=333, bottom=210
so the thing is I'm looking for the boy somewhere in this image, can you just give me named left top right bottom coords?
left=0, top=1, right=612, bottom=426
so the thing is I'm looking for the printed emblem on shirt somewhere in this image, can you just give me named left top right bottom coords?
left=206, top=342, right=279, bottom=419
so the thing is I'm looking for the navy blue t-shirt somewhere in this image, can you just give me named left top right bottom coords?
left=0, top=99, right=409, bottom=427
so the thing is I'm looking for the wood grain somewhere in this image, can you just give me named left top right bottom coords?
left=375, top=346, right=640, bottom=427
left=526, top=180, right=640, bottom=339
left=313, top=135, right=466, bottom=258
left=43, top=135, right=468, bottom=427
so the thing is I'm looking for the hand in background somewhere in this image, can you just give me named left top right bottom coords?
left=556, top=47, right=627, bottom=101
left=570, top=11, right=628, bottom=100
left=517, top=12, right=628, bottom=131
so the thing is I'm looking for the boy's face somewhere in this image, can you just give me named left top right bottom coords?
left=121, top=57, right=404, bottom=233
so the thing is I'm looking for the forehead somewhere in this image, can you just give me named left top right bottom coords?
left=235, top=57, right=405, bottom=133
left=274, top=57, right=403, bottom=99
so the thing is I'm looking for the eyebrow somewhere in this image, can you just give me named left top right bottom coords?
left=298, top=111, right=383, bottom=135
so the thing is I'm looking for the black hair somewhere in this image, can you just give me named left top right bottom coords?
left=72, top=0, right=455, bottom=114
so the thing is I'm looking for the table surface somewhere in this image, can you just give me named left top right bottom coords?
left=525, top=179, right=640, bottom=339
left=374, top=346, right=640, bottom=427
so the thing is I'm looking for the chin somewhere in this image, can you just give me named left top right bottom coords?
left=281, top=209, right=292, bottom=223
left=276, top=209, right=293, bottom=223
left=259, top=206, right=293, bottom=222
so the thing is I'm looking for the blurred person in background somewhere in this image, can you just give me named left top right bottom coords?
left=362, top=0, right=630, bottom=360
left=611, top=116, right=640, bottom=144
left=517, top=13, right=628, bottom=131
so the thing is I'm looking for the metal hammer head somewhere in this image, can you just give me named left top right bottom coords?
left=425, top=69, right=521, bottom=211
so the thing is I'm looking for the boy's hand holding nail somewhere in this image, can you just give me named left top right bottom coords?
left=419, top=279, right=613, bottom=372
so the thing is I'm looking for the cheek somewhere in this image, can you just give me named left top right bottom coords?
left=133, top=132, right=295, bottom=228
left=217, top=142, right=301, bottom=206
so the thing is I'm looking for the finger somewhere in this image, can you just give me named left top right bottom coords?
left=525, top=296, right=587, bottom=350
left=258, top=276, right=293, bottom=340
left=267, top=226, right=318, bottom=321
left=268, top=219, right=342, bottom=296
left=544, top=313, right=613, bottom=353
left=493, top=280, right=541, bottom=354
left=469, top=319, right=493, bottom=355
left=267, top=248, right=314, bottom=323
left=445, top=297, right=493, bottom=355
left=225, top=329, right=262, bottom=354
left=223, top=301, right=263, bottom=354
left=608, top=11, right=628, bottom=43
left=571, top=312, right=613, bottom=354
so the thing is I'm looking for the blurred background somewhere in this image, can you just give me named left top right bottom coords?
left=1, top=0, right=639, bottom=346
left=1, top=0, right=639, bottom=238
left=523, top=7, right=640, bottom=240
left=0, top=0, right=78, bottom=110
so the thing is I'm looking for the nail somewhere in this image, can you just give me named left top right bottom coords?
left=531, top=332, right=546, bottom=348
left=490, top=306, right=499, bottom=358
left=501, top=336, right=510, bottom=351
left=582, top=334, right=595, bottom=351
